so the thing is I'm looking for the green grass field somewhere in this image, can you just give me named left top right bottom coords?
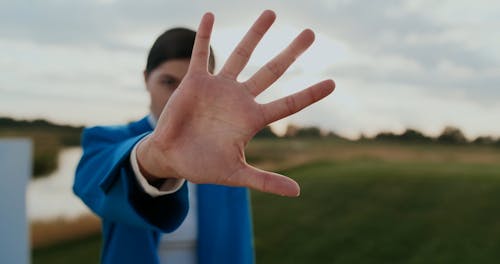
left=32, top=234, right=101, bottom=264
left=32, top=139, right=500, bottom=263
left=252, top=160, right=500, bottom=263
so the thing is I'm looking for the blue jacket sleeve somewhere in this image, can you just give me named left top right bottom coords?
left=73, top=126, right=189, bottom=233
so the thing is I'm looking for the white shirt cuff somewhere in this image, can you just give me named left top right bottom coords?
left=130, top=136, right=185, bottom=197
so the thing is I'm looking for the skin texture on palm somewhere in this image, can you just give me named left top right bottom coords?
left=137, top=10, right=335, bottom=197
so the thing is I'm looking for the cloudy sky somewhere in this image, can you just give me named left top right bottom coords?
left=1, top=0, right=499, bottom=139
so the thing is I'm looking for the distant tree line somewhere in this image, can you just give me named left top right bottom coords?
left=0, top=116, right=80, bottom=129
left=2, top=115, right=499, bottom=178
left=373, top=126, right=500, bottom=146
left=254, top=123, right=500, bottom=147
left=0, top=116, right=84, bottom=145
left=254, top=124, right=344, bottom=140
left=0, top=116, right=84, bottom=177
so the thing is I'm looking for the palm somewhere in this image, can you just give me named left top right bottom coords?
left=144, top=10, right=335, bottom=197
left=159, top=76, right=262, bottom=183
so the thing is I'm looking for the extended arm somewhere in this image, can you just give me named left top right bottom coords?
left=73, top=127, right=189, bottom=232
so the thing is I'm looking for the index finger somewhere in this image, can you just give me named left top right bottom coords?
left=189, top=12, right=215, bottom=73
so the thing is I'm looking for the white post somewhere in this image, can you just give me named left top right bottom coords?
left=0, top=139, right=32, bottom=264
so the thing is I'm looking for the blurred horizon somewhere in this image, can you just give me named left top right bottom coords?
left=2, top=114, right=498, bottom=142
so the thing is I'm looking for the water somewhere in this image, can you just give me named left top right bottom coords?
left=27, top=147, right=91, bottom=221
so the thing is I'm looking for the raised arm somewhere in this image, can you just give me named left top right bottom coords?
left=137, top=10, right=335, bottom=197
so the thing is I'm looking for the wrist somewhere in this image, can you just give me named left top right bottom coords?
left=136, top=135, right=181, bottom=182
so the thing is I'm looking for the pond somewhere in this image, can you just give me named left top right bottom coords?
left=27, top=147, right=91, bottom=220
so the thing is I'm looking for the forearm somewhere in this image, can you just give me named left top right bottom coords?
left=73, top=127, right=189, bottom=232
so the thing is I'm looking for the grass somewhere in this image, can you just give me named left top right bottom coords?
left=30, top=139, right=500, bottom=263
left=252, top=160, right=500, bottom=263
left=31, top=214, right=101, bottom=249
left=32, top=233, right=101, bottom=264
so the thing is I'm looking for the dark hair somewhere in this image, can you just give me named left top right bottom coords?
left=145, top=27, right=215, bottom=75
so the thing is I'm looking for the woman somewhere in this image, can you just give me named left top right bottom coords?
left=74, top=10, right=335, bottom=264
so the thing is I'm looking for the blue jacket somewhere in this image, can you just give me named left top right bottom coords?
left=73, top=116, right=254, bottom=264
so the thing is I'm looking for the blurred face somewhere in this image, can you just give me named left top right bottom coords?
left=144, top=59, right=190, bottom=119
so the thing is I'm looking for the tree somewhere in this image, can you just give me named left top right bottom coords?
left=473, top=136, right=495, bottom=145
left=284, top=124, right=322, bottom=138
left=374, top=128, right=433, bottom=143
left=325, top=130, right=343, bottom=139
left=254, top=126, right=278, bottom=138
left=400, top=128, right=433, bottom=142
left=437, top=126, right=467, bottom=144
left=295, top=126, right=322, bottom=138
left=374, top=131, right=399, bottom=141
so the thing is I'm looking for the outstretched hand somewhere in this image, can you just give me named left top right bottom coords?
left=137, top=10, right=335, bottom=197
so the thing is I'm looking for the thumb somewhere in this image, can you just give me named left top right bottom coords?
left=234, top=164, right=301, bottom=197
